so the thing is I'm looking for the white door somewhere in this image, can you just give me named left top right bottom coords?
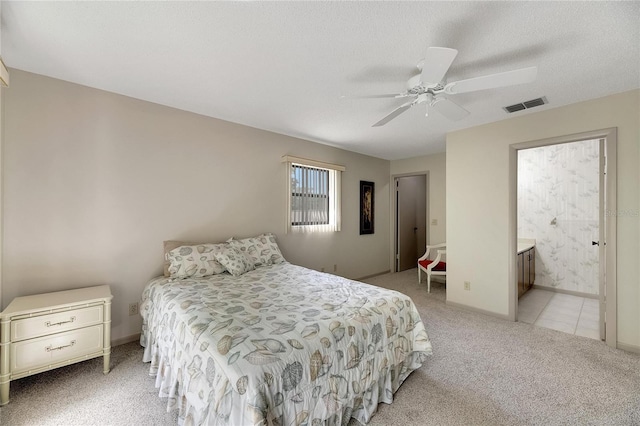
left=598, top=138, right=606, bottom=340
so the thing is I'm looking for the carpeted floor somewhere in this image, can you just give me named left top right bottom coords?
left=1, top=268, right=639, bottom=425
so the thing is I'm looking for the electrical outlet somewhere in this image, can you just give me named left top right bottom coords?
left=464, top=281, right=471, bottom=291
left=129, top=302, right=139, bottom=316
left=320, top=267, right=325, bottom=272
left=333, top=264, right=337, bottom=272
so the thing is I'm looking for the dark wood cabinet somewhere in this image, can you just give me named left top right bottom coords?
left=517, top=252, right=523, bottom=297
left=517, top=247, right=535, bottom=298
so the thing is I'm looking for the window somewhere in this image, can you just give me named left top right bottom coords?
left=291, top=165, right=330, bottom=226
left=282, top=156, right=345, bottom=233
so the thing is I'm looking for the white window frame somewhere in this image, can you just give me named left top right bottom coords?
left=282, top=155, right=345, bottom=233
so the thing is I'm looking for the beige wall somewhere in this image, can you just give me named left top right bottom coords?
left=2, top=70, right=391, bottom=342
left=447, top=90, right=640, bottom=350
left=0, top=0, right=4, bottom=309
left=391, top=152, right=446, bottom=249
left=0, top=82, right=3, bottom=310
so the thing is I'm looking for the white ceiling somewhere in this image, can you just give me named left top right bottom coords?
left=2, top=1, right=639, bottom=160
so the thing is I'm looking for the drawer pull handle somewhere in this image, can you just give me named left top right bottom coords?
left=46, top=340, right=76, bottom=352
left=45, top=316, right=76, bottom=327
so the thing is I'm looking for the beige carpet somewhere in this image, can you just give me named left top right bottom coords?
left=1, top=268, right=639, bottom=425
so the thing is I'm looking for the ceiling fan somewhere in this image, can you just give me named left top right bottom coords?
left=352, top=47, right=538, bottom=127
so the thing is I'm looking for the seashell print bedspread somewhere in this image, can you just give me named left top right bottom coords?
left=140, top=262, right=432, bottom=425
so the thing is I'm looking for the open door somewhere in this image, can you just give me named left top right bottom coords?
left=395, top=175, right=426, bottom=272
left=511, top=128, right=617, bottom=348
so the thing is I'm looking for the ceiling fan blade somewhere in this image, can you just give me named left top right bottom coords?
left=341, top=93, right=404, bottom=99
left=445, top=66, right=538, bottom=94
left=420, top=47, right=458, bottom=86
left=431, top=97, right=470, bottom=121
left=372, top=100, right=414, bottom=127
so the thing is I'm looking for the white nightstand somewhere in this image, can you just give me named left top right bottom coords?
left=0, top=285, right=112, bottom=405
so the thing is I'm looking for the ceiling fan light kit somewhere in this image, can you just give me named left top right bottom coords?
left=360, top=46, right=538, bottom=127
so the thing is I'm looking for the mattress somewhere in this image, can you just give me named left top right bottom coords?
left=140, top=262, right=432, bottom=425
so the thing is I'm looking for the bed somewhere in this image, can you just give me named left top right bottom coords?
left=141, top=235, right=432, bottom=425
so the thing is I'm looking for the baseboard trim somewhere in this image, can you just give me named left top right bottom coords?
left=112, top=333, right=141, bottom=347
left=532, top=284, right=598, bottom=299
left=356, top=270, right=391, bottom=281
left=446, top=300, right=511, bottom=321
left=617, top=342, right=640, bottom=354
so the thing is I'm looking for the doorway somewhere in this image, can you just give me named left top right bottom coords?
left=510, top=128, right=617, bottom=347
left=395, top=175, right=427, bottom=272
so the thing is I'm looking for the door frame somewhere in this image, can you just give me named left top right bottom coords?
left=508, top=127, right=617, bottom=348
left=390, top=172, right=429, bottom=273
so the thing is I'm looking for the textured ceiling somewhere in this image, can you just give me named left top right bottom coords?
left=2, top=2, right=639, bottom=160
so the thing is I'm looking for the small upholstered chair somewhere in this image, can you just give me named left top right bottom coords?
left=417, top=243, right=446, bottom=293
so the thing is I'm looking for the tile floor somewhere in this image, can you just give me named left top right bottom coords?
left=518, top=289, right=600, bottom=340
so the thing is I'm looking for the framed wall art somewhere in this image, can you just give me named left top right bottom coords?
left=360, top=180, right=374, bottom=235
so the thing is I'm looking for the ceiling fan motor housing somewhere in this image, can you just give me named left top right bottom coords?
left=407, top=74, right=445, bottom=94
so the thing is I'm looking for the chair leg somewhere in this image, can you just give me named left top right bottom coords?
left=418, top=268, right=421, bottom=283
left=427, top=275, right=431, bottom=293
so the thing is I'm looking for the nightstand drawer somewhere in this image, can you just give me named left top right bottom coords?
left=11, top=305, right=103, bottom=342
left=10, top=325, right=104, bottom=374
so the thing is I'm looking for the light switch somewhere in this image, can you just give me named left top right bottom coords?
left=431, top=219, right=438, bottom=226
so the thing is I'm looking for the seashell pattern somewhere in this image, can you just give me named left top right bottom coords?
left=282, top=361, right=303, bottom=391
left=167, top=243, right=227, bottom=278
left=228, top=233, right=286, bottom=267
left=141, top=261, right=431, bottom=426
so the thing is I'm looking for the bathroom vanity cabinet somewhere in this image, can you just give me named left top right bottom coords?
left=517, top=246, right=535, bottom=298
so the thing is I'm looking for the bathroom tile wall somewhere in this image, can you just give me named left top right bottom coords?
left=517, top=139, right=600, bottom=295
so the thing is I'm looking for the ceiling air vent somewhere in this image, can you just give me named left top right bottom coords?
left=503, top=96, right=548, bottom=113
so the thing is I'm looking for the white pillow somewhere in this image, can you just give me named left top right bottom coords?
left=214, top=247, right=256, bottom=276
left=168, top=244, right=227, bottom=279
left=228, top=233, right=285, bottom=266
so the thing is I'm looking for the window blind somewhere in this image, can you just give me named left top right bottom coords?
left=282, top=156, right=344, bottom=233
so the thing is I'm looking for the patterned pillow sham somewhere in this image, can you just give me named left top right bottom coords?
left=163, top=239, right=211, bottom=277
left=214, top=247, right=256, bottom=276
left=167, top=244, right=227, bottom=279
left=228, top=233, right=285, bottom=266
